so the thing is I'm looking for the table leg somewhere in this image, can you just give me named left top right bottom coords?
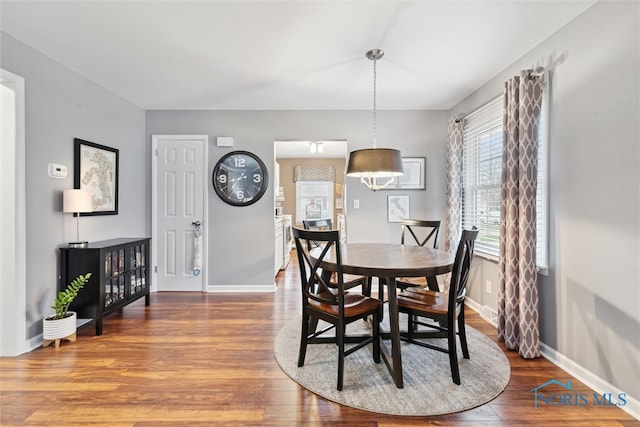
left=427, top=275, right=439, bottom=291
left=379, top=276, right=403, bottom=388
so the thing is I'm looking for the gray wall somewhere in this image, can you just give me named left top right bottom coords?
left=5, top=0, right=637, bottom=404
left=0, top=33, right=147, bottom=340
left=146, top=110, right=448, bottom=290
left=449, top=1, right=639, bottom=400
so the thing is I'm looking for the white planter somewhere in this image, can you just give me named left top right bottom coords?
left=43, top=311, right=77, bottom=345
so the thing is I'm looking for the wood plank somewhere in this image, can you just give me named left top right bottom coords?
left=0, top=250, right=636, bottom=426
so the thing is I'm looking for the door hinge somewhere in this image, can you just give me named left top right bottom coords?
left=154, top=265, right=158, bottom=273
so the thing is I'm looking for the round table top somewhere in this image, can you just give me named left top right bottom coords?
left=311, top=243, right=455, bottom=278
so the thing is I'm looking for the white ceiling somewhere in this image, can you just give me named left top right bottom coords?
left=1, top=0, right=596, bottom=112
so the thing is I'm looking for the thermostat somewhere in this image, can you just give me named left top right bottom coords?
left=48, top=163, right=67, bottom=179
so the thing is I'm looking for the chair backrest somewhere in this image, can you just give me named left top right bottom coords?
left=448, top=227, right=479, bottom=313
left=292, top=226, right=344, bottom=312
left=302, top=219, right=333, bottom=250
left=400, top=219, right=441, bottom=249
left=302, top=218, right=333, bottom=230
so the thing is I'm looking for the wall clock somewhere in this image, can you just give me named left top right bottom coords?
left=212, top=150, right=269, bottom=206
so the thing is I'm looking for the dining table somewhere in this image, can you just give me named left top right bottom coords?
left=309, top=242, right=456, bottom=388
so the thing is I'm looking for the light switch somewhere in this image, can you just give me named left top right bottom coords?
left=48, top=163, right=67, bottom=179
left=353, top=199, right=360, bottom=209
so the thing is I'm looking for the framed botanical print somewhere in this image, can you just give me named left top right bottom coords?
left=74, top=138, right=119, bottom=215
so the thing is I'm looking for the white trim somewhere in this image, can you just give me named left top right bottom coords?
left=466, top=297, right=638, bottom=420
left=151, top=135, right=209, bottom=293
left=465, top=297, right=498, bottom=328
left=540, top=342, right=639, bottom=421
left=207, top=284, right=277, bottom=293
left=0, top=68, right=27, bottom=356
left=475, top=250, right=499, bottom=263
left=473, top=250, right=548, bottom=277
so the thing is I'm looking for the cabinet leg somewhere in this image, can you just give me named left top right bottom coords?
left=145, top=294, right=150, bottom=306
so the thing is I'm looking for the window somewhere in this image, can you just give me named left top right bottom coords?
left=462, top=97, right=503, bottom=256
left=462, top=88, right=548, bottom=271
left=295, top=181, right=334, bottom=224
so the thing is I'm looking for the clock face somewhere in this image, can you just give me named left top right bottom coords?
left=212, top=151, right=269, bottom=206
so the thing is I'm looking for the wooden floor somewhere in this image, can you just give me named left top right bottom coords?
left=1, top=255, right=637, bottom=426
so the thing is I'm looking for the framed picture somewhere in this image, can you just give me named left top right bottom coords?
left=74, top=138, right=119, bottom=215
left=387, top=195, right=410, bottom=223
left=387, top=157, right=426, bottom=190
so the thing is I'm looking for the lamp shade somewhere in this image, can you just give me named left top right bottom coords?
left=346, top=148, right=404, bottom=178
left=63, top=189, right=93, bottom=213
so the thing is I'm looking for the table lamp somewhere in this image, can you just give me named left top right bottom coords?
left=63, top=189, right=93, bottom=248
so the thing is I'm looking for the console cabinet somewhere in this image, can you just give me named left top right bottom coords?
left=60, top=238, right=151, bottom=335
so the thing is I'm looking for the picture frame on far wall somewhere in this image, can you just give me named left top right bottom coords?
left=74, top=138, right=119, bottom=216
left=387, top=195, right=410, bottom=223
left=387, top=157, right=426, bottom=190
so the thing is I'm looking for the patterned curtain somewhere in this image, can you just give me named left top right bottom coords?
left=443, top=117, right=464, bottom=253
left=293, top=165, right=335, bottom=182
left=498, top=70, right=543, bottom=359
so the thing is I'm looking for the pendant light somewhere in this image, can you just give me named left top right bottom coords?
left=346, top=49, right=403, bottom=191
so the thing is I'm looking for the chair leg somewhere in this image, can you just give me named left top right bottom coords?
left=298, top=313, right=309, bottom=367
left=378, top=278, right=386, bottom=322
left=448, top=318, right=460, bottom=385
left=406, top=311, right=415, bottom=341
left=372, top=310, right=381, bottom=363
left=458, top=309, right=470, bottom=359
left=363, top=277, right=372, bottom=297
left=337, top=322, right=345, bottom=391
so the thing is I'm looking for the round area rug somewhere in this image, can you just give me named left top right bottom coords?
left=273, top=314, right=510, bottom=416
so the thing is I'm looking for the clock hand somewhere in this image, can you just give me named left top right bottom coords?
left=230, top=173, right=246, bottom=191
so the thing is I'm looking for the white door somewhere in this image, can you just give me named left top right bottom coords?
left=152, top=135, right=207, bottom=291
left=0, top=68, right=27, bottom=355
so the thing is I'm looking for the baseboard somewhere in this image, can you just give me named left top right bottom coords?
left=465, top=298, right=497, bottom=328
left=26, top=334, right=43, bottom=353
left=465, top=297, right=639, bottom=421
left=540, top=342, right=639, bottom=421
left=206, top=284, right=277, bottom=293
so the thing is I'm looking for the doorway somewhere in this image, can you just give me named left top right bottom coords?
left=273, top=139, right=348, bottom=228
left=152, top=135, right=208, bottom=292
left=0, top=68, right=27, bottom=355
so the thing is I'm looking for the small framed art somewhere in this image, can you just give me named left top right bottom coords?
left=387, top=195, right=410, bottom=223
left=387, top=157, right=426, bottom=190
left=74, top=138, right=119, bottom=215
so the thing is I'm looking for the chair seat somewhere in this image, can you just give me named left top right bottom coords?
left=397, top=288, right=448, bottom=315
left=309, top=293, right=381, bottom=318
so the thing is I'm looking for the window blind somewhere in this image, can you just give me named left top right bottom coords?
left=536, top=77, right=549, bottom=272
left=462, top=96, right=503, bottom=256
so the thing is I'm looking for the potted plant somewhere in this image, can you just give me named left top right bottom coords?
left=43, top=272, right=91, bottom=348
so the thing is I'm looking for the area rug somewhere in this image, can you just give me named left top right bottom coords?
left=273, top=313, right=510, bottom=416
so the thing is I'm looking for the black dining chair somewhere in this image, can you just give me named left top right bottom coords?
left=292, top=226, right=381, bottom=391
left=397, top=227, right=479, bottom=385
left=303, top=219, right=369, bottom=292
left=395, top=219, right=441, bottom=290
left=365, top=219, right=442, bottom=303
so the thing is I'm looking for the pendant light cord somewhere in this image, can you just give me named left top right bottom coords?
left=372, top=56, right=377, bottom=149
